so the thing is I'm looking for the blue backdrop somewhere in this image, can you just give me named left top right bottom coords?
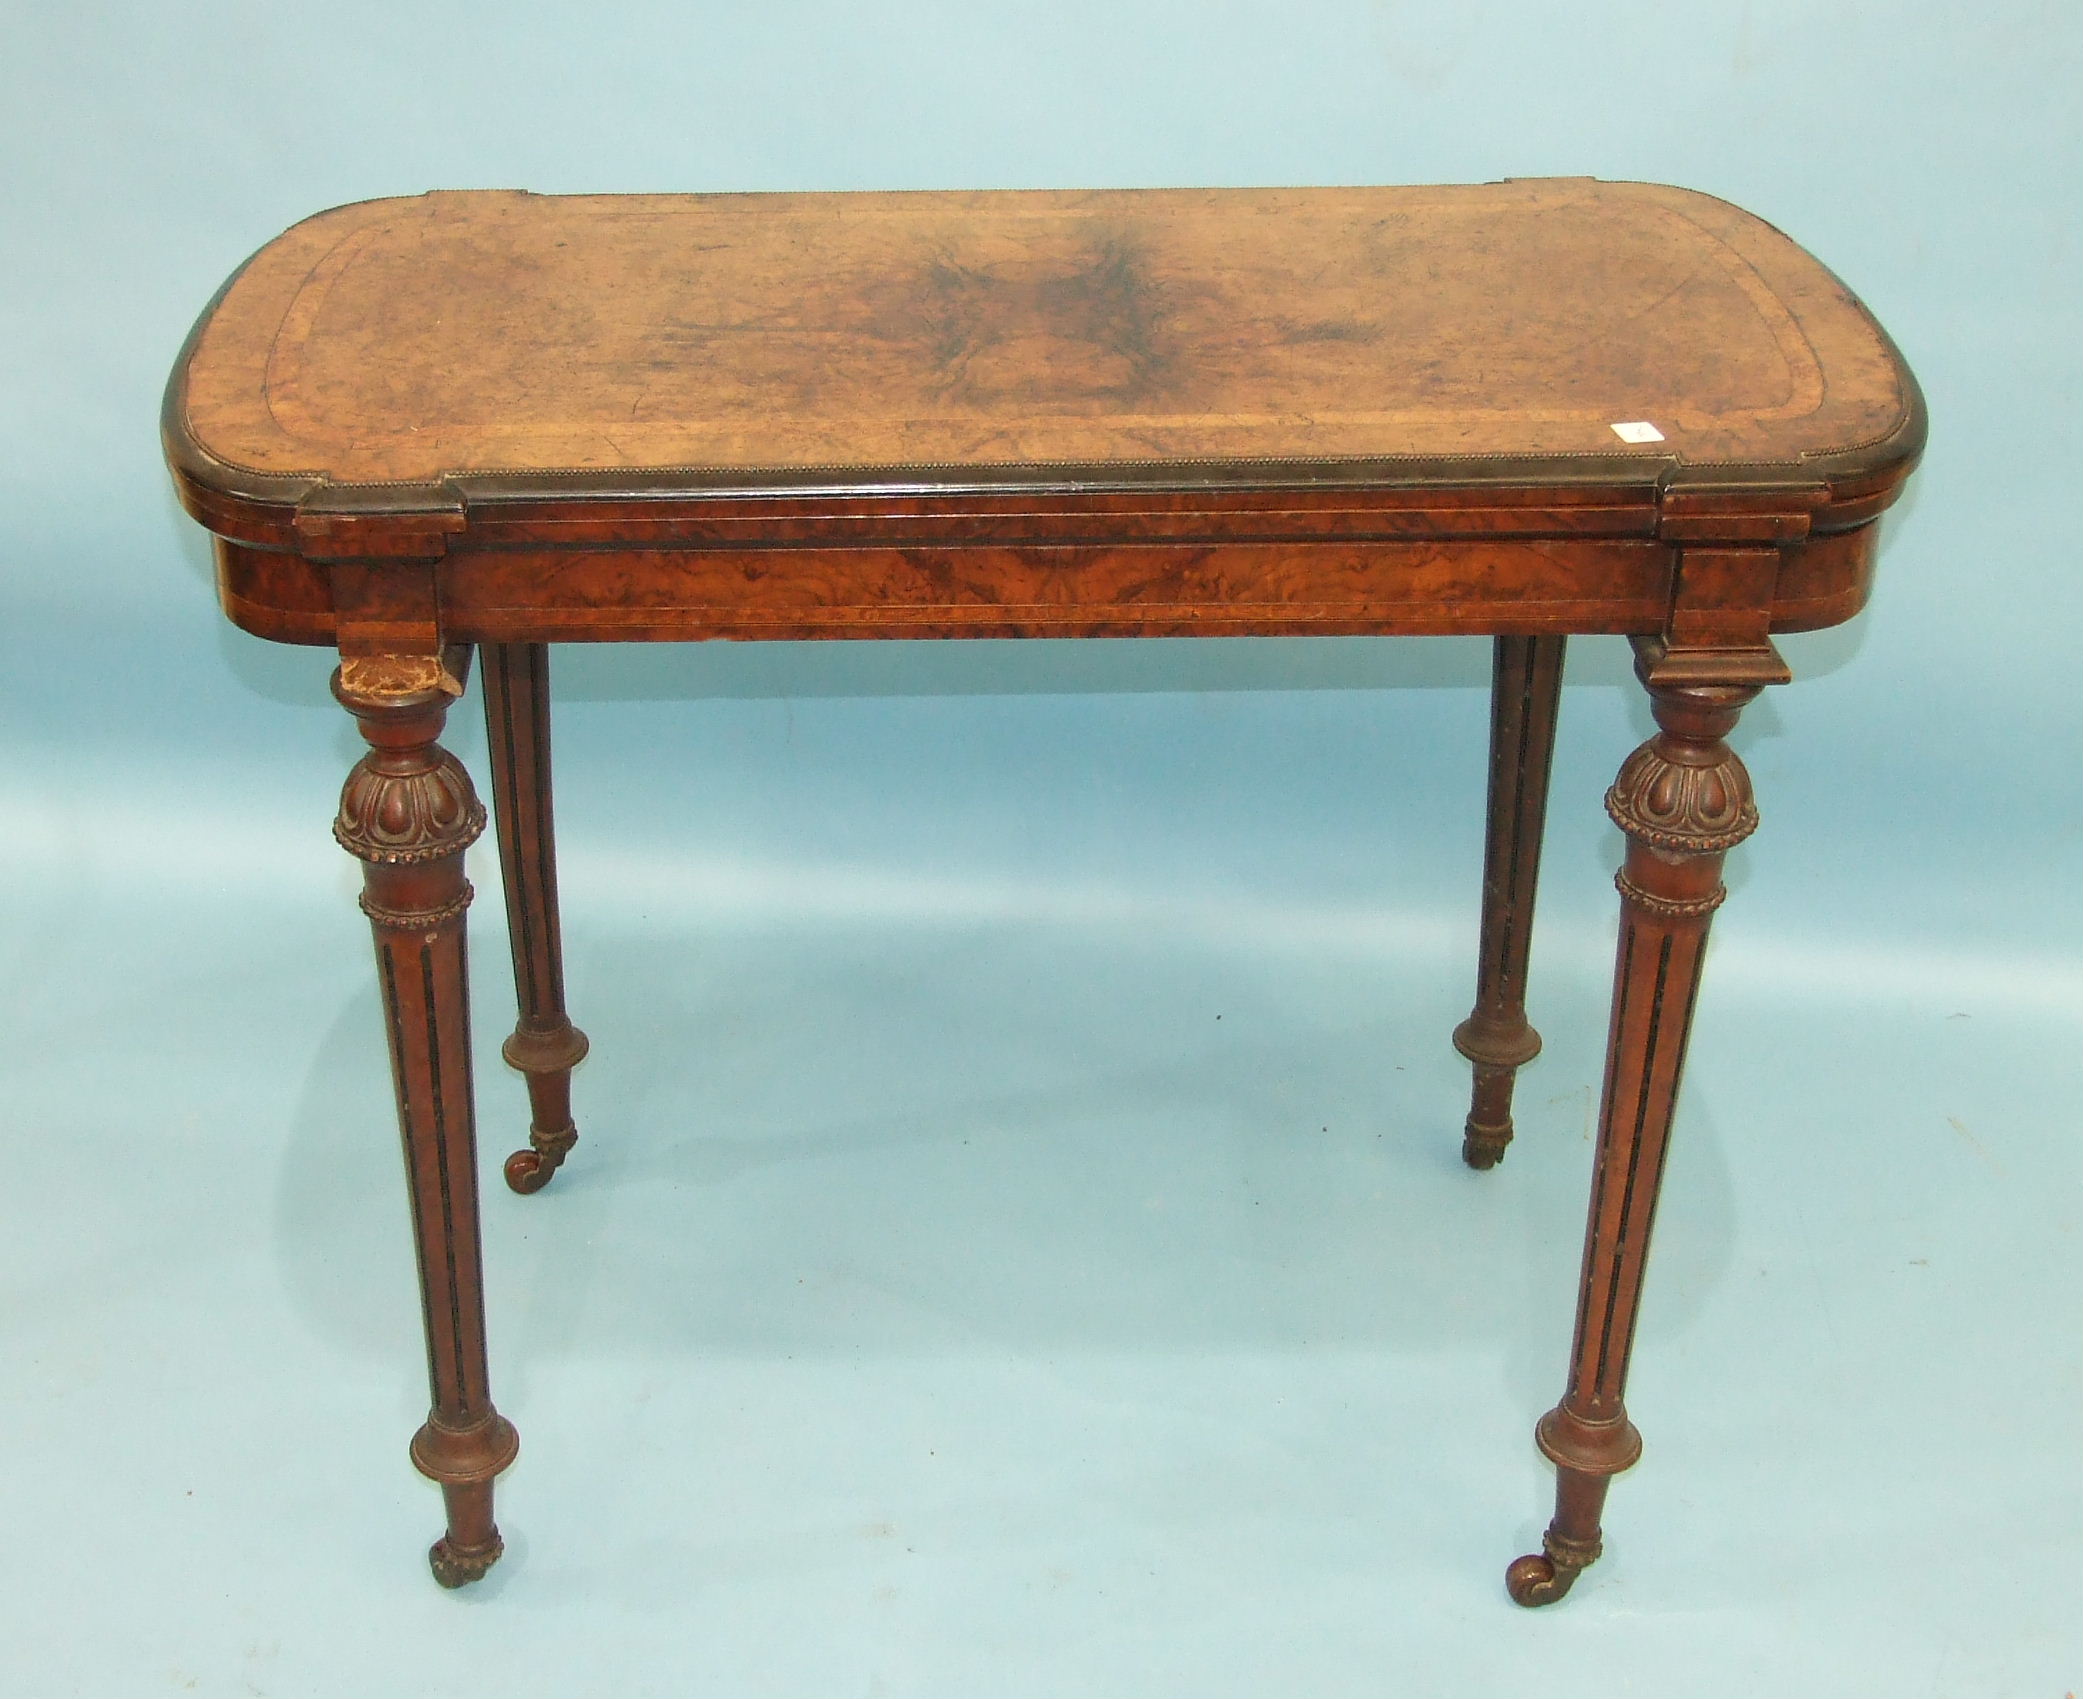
left=1, top=5, right=2076, bottom=1696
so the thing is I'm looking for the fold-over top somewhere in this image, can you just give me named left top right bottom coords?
left=171, top=179, right=1920, bottom=498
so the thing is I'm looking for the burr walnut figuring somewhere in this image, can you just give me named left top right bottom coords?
left=163, top=180, right=1923, bottom=1601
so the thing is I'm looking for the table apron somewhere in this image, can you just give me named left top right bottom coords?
left=215, top=525, right=1874, bottom=646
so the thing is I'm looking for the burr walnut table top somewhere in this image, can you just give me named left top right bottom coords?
left=164, top=179, right=1922, bottom=648
left=174, top=178, right=1916, bottom=491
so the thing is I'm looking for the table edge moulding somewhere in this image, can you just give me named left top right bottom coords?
left=160, top=176, right=1925, bottom=1605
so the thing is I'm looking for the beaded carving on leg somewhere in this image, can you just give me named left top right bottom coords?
left=1506, top=654, right=1761, bottom=1605
left=336, top=655, right=519, bottom=1587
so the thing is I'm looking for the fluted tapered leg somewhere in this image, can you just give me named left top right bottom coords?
left=1506, top=649, right=1762, bottom=1606
left=335, top=654, right=519, bottom=1588
left=481, top=642, right=590, bottom=1195
left=1455, top=635, right=1566, bottom=1168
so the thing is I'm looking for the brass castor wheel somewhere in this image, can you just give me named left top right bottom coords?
left=502, top=1120, right=577, bottom=1194
left=503, top=1148, right=555, bottom=1194
left=1504, top=1551, right=1579, bottom=1606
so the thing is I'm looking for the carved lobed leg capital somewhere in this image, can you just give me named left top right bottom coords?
left=335, top=654, right=517, bottom=1588
left=334, top=665, right=485, bottom=875
left=1507, top=644, right=1766, bottom=1605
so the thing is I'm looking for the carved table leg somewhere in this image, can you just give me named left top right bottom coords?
left=335, top=657, right=520, bottom=1588
left=1506, top=651, right=1762, bottom=1606
left=481, top=642, right=590, bottom=1195
left=1454, top=635, right=1566, bottom=1168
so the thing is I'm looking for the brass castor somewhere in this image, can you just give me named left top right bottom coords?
left=1505, top=1551, right=1579, bottom=1606
left=503, top=1148, right=556, bottom=1194
left=1504, top=1525, right=1601, bottom=1607
left=502, top=1120, right=577, bottom=1194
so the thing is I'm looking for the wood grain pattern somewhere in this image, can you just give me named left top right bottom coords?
left=208, top=517, right=1881, bottom=648
left=167, top=183, right=1921, bottom=659
left=177, top=181, right=1910, bottom=488
left=162, top=182, right=1927, bottom=1605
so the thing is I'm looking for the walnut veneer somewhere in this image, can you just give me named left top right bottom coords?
left=164, top=178, right=1922, bottom=1605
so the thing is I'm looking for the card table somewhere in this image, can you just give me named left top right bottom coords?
left=164, top=179, right=1923, bottom=1600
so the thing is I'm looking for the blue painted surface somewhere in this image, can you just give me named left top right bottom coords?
left=0, top=4, right=2077, bottom=1694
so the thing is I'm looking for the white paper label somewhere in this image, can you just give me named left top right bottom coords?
left=1610, top=420, right=1666, bottom=444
